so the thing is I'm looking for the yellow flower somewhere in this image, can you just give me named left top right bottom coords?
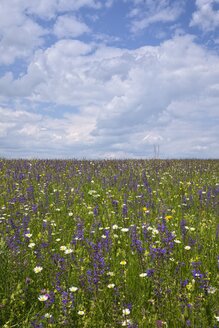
left=165, top=215, right=173, bottom=220
left=144, top=250, right=149, bottom=257
left=186, top=283, right=193, bottom=291
left=120, top=260, right=127, bottom=266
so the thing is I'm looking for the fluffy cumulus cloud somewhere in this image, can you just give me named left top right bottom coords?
left=0, top=1, right=46, bottom=64
left=0, top=0, right=100, bottom=65
left=1, top=34, right=219, bottom=158
left=53, top=15, right=91, bottom=38
left=190, top=0, right=219, bottom=31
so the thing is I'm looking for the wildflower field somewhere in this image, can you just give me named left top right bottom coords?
left=0, top=159, right=218, bottom=328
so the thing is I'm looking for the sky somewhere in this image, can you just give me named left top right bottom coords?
left=0, top=0, right=219, bottom=159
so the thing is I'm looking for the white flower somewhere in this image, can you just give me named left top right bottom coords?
left=88, top=189, right=96, bottom=195
left=122, top=308, right=130, bottom=315
left=112, top=224, right=119, bottom=230
left=207, top=286, right=217, bottom=294
left=28, top=243, right=35, bottom=248
left=60, top=246, right=67, bottom=251
left=121, top=228, right=129, bottom=232
left=69, top=286, right=78, bottom=292
left=185, top=246, right=191, bottom=250
left=215, top=316, right=219, bottom=322
left=38, top=294, right=48, bottom=301
left=78, top=310, right=85, bottom=316
left=107, top=271, right=115, bottom=276
left=56, top=238, right=61, bottom=242
left=25, top=233, right=32, bottom=238
left=107, top=283, right=115, bottom=288
left=174, top=239, right=181, bottom=244
left=122, top=319, right=132, bottom=326
left=139, top=273, right=147, bottom=278
left=34, top=266, right=43, bottom=273
left=65, top=248, right=73, bottom=254
left=44, top=313, right=52, bottom=318
left=101, top=235, right=107, bottom=239
left=68, top=212, right=73, bottom=217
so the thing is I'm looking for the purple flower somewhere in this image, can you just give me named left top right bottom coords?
left=146, top=269, right=155, bottom=277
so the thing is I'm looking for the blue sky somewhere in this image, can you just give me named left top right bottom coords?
left=0, top=0, right=219, bottom=159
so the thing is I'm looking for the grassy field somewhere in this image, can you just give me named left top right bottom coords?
left=0, top=159, right=218, bottom=328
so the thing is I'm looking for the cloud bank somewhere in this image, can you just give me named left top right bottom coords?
left=0, top=0, right=219, bottom=158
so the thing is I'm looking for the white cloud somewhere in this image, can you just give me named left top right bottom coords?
left=53, top=15, right=90, bottom=38
left=0, top=34, right=219, bottom=158
left=0, top=106, right=96, bottom=158
left=131, top=6, right=182, bottom=33
left=55, top=0, right=102, bottom=12
left=0, top=0, right=101, bottom=65
left=127, top=0, right=184, bottom=33
left=190, top=0, right=219, bottom=31
left=0, top=1, right=46, bottom=65
left=26, top=0, right=102, bottom=19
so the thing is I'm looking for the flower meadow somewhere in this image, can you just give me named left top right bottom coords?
left=0, top=159, right=218, bottom=328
